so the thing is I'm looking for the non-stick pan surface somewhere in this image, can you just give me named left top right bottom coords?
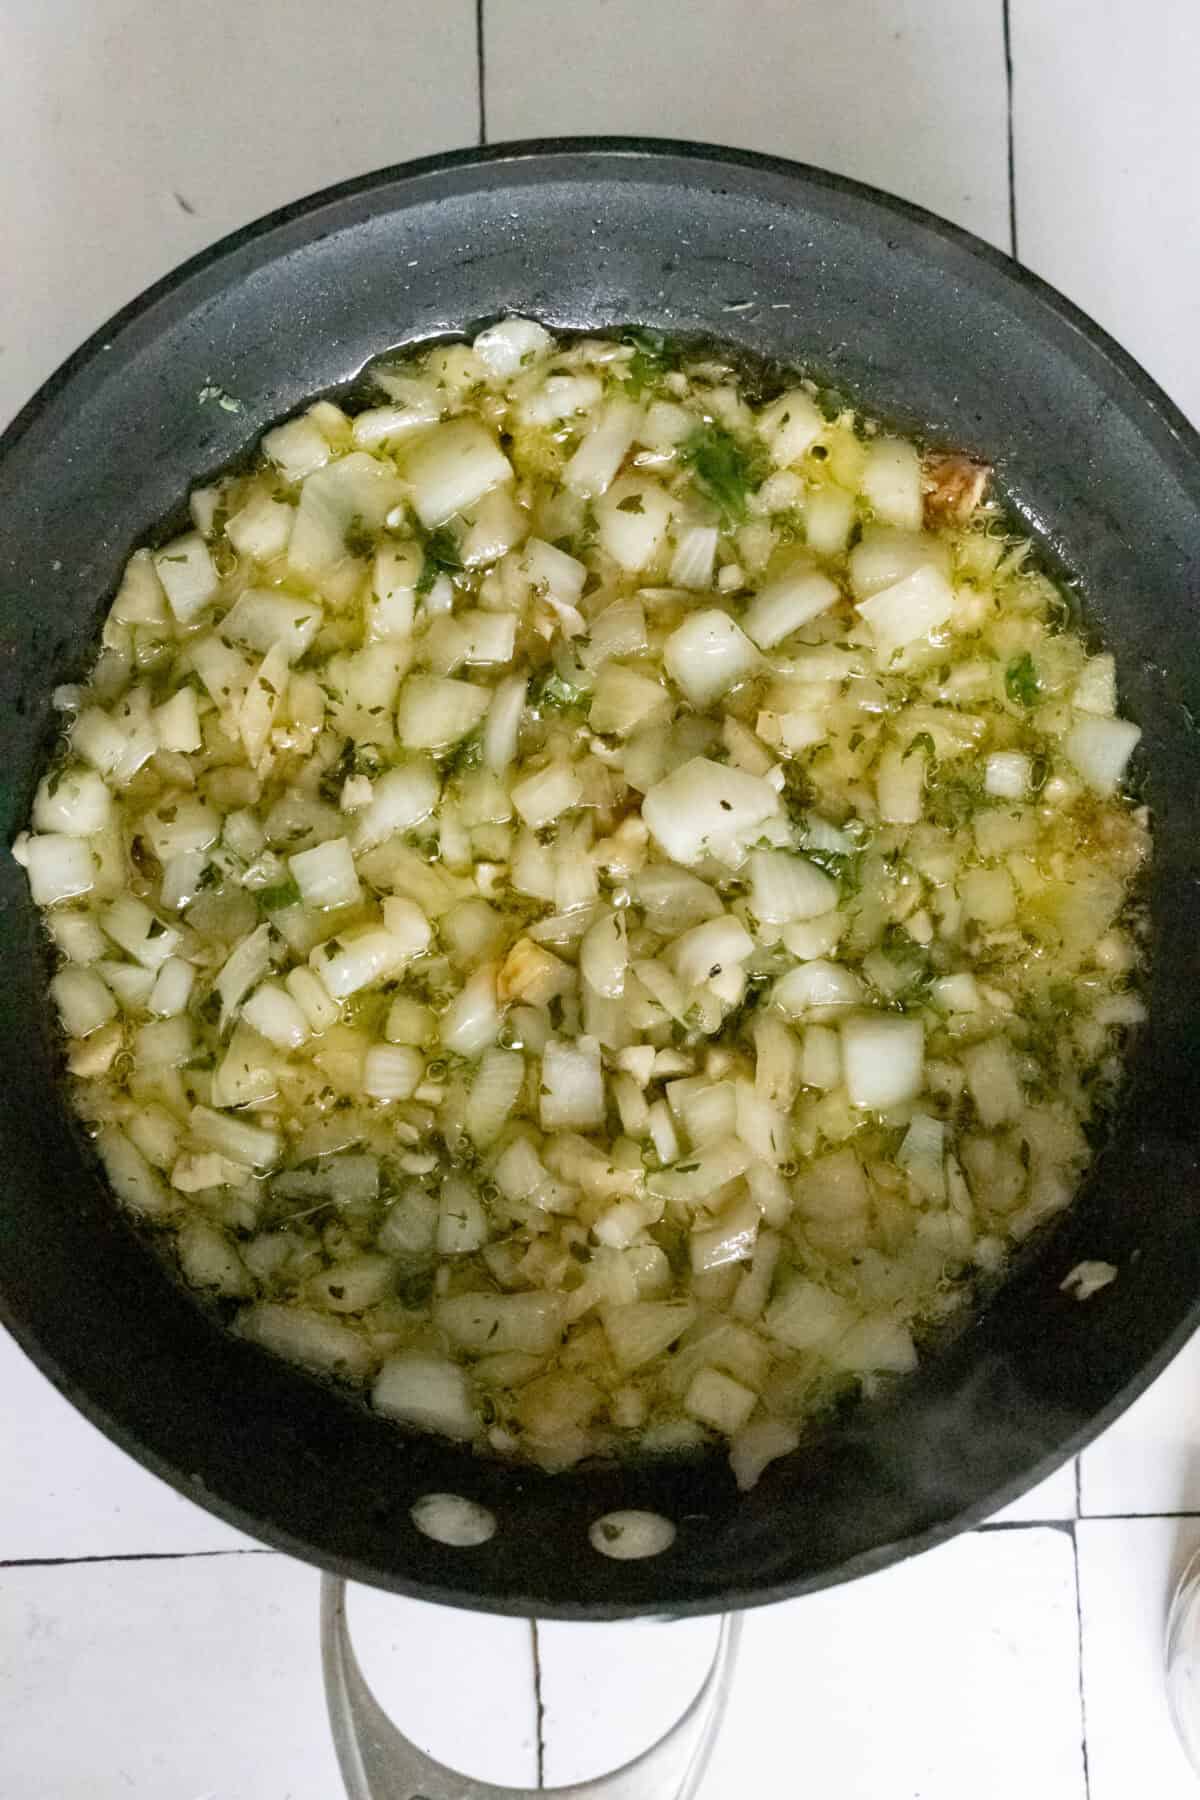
left=1, top=140, right=1199, bottom=1619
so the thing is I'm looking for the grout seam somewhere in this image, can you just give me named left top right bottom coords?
left=0, top=1546, right=274, bottom=1569
left=531, top=1619, right=546, bottom=1790
left=1002, top=0, right=1019, bottom=259
left=475, top=0, right=487, bottom=146
left=1070, top=1522, right=1093, bottom=1800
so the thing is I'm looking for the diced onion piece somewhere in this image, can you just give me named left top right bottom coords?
left=71, top=708, right=129, bottom=777
left=669, top=526, right=719, bottom=590
left=458, top=610, right=517, bottom=666
left=396, top=675, right=489, bottom=750
left=239, top=642, right=288, bottom=765
left=875, top=742, right=926, bottom=824
left=849, top=527, right=950, bottom=600
left=436, top=1290, right=565, bottom=1355
left=757, top=390, right=823, bottom=466
left=33, top=769, right=111, bottom=838
left=147, top=957, right=195, bottom=1019
left=804, top=486, right=855, bottom=558
left=51, top=966, right=116, bottom=1037
left=1073, top=654, right=1117, bottom=717
left=595, top=477, right=672, bottom=572
left=437, top=1175, right=489, bottom=1254
left=690, top=1195, right=759, bottom=1276
left=511, top=761, right=582, bottom=830
left=154, top=533, right=218, bottom=624
left=47, top=910, right=107, bottom=965
left=404, top=419, right=513, bottom=529
left=580, top=910, right=629, bottom=999
left=287, top=454, right=403, bottom=581
left=288, top=836, right=362, bottom=911
left=840, top=1013, right=925, bottom=1109
left=1063, top=716, right=1141, bottom=796
left=363, top=1043, right=424, bottom=1101
left=520, top=373, right=603, bottom=426
left=484, top=674, right=527, bottom=775
left=473, top=315, right=553, bottom=377
left=242, top=980, right=311, bottom=1050
left=190, top=1104, right=281, bottom=1170
left=730, top=1416, right=800, bottom=1491
left=860, top=437, right=923, bottom=530
left=642, top=757, right=782, bottom=866
left=685, top=1366, right=757, bottom=1434
left=367, top=542, right=421, bottom=641
left=931, top=972, right=982, bottom=1013
left=742, top=563, right=840, bottom=649
left=102, top=894, right=181, bottom=970
left=224, top=493, right=294, bottom=561
left=96, top=1124, right=174, bottom=1217
left=286, top=965, right=342, bottom=1033
left=670, top=915, right=754, bottom=988
left=856, top=564, right=955, bottom=661
left=111, top=549, right=167, bottom=626
left=153, top=687, right=203, bottom=754
left=765, top=1276, right=857, bottom=1351
left=589, top=665, right=671, bottom=738
left=354, top=761, right=440, bottom=852
left=262, top=415, right=332, bottom=482
left=313, top=926, right=418, bottom=1001
left=772, top=960, right=863, bottom=1018
left=540, top=1036, right=605, bottom=1131
left=602, top=1300, right=698, bottom=1372
left=466, top=1047, right=524, bottom=1145
left=748, top=849, right=839, bottom=923
left=984, top=751, right=1031, bottom=800
left=826, top=1317, right=918, bottom=1375
left=373, top=1353, right=477, bottom=1440
left=961, top=1036, right=1023, bottom=1126
left=440, top=964, right=500, bottom=1056
left=239, top=1303, right=372, bottom=1382
left=215, top=922, right=274, bottom=1027
left=563, top=398, right=642, bottom=497
left=664, top=609, right=759, bottom=707
left=898, top=1111, right=946, bottom=1202
left=220, top=588, right=323, bottom=664
left=961, top=865, right=1016, bottom=926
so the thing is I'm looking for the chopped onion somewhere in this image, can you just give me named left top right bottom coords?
left=190, top=1104, right=280, bottom=1171
left=373, top=1353, right=477, bottom=1440
left=51, top=965, right=116, bottom=1037
left=596, top=477, right=672, bottom=571
left=642, top=757, right=782, bottom=866
left=242, top=980, right=311, bottom=1050
left=363, top=1043, right=424, bottom=1101
left=33, top=769, right=111, bottom=838
left=563, top=397, right=642, bottom=497
left=840, top=1013, right=925, bottom=1109
left=511, top=761, right=582, bottom=830
left=440, top=963, right=500, bottom=1056
left=669, top=526, right=719, bottom=590
left=664, top=609, right=759, bottom=708
left=473, top=316, right=552, bottom=377
left=396, top=674, right=489, bottom=750
left=288, top=836, right=362, bottom=911
left=154, top=533, right=218, bottom=624
left=860, top=437, right=923, bottom=530
left=772, top=960, right=863, bottom=1018
left=748, top=849, right=839, bottom=923
left=403, top=419, right=513, bottom=528
left=670, top=914, right=754, bottom=988
left=540, top=1036, right=605, bottom=1131
left=465, top=1046, right=524, bottom=1145
left=742, top=561, right=839, bottom=649
left=757, top=389, right=823, bottom=466
left=856, top=564, right=955, bottom=661
left=313, top=925, right=417, bottom=1002
left=221, top=588, right=323, bottom=663
left=1063, top=716, right=1141, bottom=796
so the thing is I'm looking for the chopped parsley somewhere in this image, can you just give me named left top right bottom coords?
left=257, top=876, right=302, bottom=913
left=1005, top=652, right=1041, bottom=708
left=416, top=525, right=462, bottom=596
left=680, top=423, right=767, bottom=526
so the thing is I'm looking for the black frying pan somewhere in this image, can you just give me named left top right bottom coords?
left=2, top=139, right=1199, bottom=1620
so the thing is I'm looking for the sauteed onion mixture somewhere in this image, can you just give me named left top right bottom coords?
left=16, top=319, right=1148, bottom=1485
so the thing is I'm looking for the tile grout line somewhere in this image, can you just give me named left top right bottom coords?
left=475, top=0, right=488, bottom=146
left=531, top=1619, right=546, bottom=1790
left=1070, top=1522, right=1093, bottom=1800
left=1001, top=0, right=1019, bottom=259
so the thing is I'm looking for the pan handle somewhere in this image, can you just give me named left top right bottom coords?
left=320, top=1574, right=741, bottom=1800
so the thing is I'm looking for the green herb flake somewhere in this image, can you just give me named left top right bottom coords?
left=680, top=424, right=768, bottom=526
left=1005, top=652, right=1041, bottom=709
left=257, top=876, right=302, bottom=913
left=416, top=525, right=462, bottom=596
left=615, top=494, right=645, bottom=515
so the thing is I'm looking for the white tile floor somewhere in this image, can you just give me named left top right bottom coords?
left=3, top=1, right=1199, bottom=1793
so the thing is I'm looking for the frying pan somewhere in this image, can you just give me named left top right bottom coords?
left=1, top=139, right=1199, bottom=1622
